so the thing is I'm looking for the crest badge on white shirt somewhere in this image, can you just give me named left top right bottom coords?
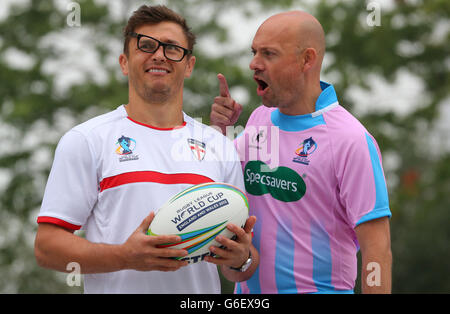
left=187, top=138, right=206, bottom=161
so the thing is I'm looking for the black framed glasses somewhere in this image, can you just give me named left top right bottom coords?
left=129, top=32, right=192, bottom=62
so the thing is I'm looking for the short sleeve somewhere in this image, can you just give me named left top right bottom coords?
left=37, top=130, right=98, bottom=230
left=336, top=132, right=391, bottom=228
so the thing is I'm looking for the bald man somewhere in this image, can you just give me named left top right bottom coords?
left=209, top=11, right=392, bottom=294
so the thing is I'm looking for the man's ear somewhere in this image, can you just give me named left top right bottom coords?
left=301, top=48, right=318, bottom=73
left=119, top=53, right=129, bottom=76
left=184, top=55, right=196, bottom=78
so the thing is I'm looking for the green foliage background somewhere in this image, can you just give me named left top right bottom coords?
left=0, top=0, right=448, bottom=293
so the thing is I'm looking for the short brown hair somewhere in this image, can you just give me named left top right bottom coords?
left=123, top=5, right=196, bottom=56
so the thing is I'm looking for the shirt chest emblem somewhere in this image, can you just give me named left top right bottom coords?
left=187, top=138, right=206, bottom=161
left=292, top=137, right=317, bottom=165
left=116, top=135, right=139, bottom=162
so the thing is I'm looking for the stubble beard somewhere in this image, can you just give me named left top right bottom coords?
left=129, top=72, right=172, bottom=104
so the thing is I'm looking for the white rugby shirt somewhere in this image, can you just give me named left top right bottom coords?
left=37, top=105, right=245, bottom=293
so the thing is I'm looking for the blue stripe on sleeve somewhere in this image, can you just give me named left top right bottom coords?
left=356, top=134, right=391, bottom=226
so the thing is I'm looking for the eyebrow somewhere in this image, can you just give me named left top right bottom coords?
left=252, top=46, right=279, bottom=53
left=162, top=38, right=182, bottom=46
left=139, top=33, right=182, bottom=46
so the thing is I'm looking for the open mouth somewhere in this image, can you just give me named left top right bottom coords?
left=255, top=77, right=269, bottom=95
left=256, top=79, right=268, bottom=90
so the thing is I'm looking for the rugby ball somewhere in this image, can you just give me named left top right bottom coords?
left=147, top=182, right=249, bottom=264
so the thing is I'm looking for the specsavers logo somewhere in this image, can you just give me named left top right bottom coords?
left=244, top=160, right=306, bottom=202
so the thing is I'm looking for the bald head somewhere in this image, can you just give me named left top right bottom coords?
left=258, top=11, right=326, bottom=60
left=249, top=11, right=326, bottom=114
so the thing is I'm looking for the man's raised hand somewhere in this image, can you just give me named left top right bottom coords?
left=210, top=74, right=242, bottom=135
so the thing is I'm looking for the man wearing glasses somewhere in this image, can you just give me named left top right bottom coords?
left=34, top=5, right=258, bottom=294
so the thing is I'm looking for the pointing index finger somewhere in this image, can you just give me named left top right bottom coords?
left=217, top=73, right=230, bottom=98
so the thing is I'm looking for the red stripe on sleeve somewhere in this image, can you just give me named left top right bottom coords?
left=37, top=216, right=82, bottom=230
left=99, top=171, right=214, bottom=192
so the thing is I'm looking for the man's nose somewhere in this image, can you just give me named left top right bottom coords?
left=249, top=55, right=264, bottom=71
left=152, top=45, right=166, bottom=61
